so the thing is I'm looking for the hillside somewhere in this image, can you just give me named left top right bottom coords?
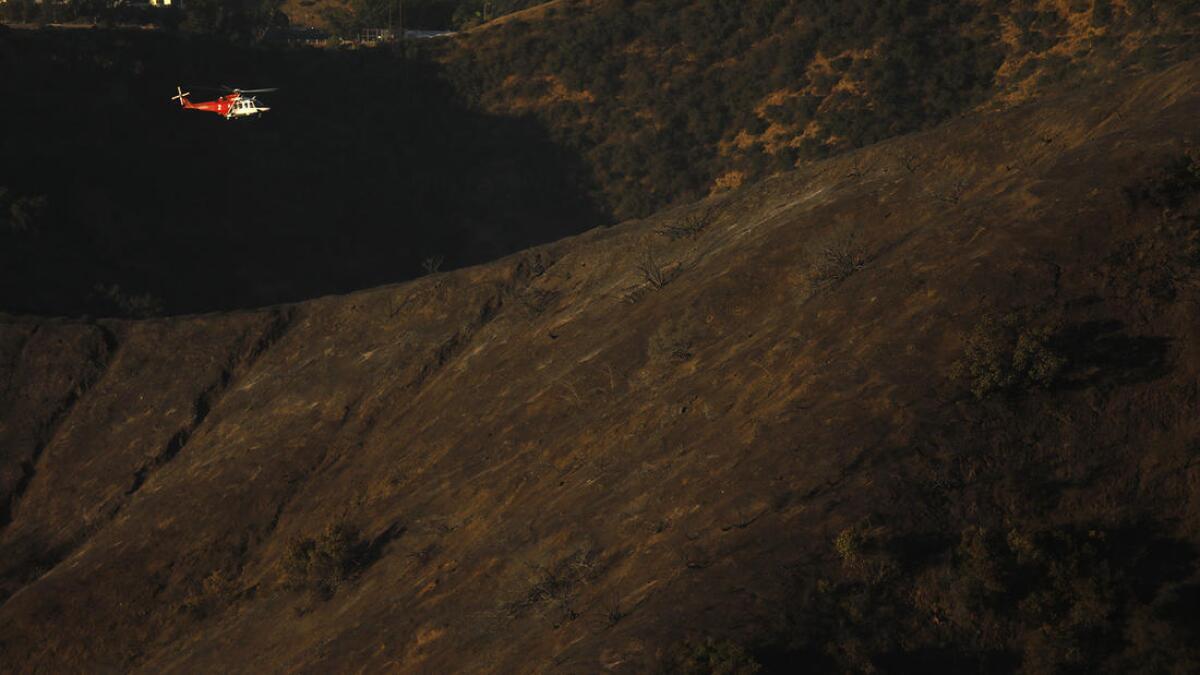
left=439, top=0, right=1200, bottom=220
left=2, top=58, right=1199, bottom=672
left=280, top=0, right=551, bottom=31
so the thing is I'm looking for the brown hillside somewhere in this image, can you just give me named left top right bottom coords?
left=466, top=0, right=566, bottom=31
left=439, top=0, right=1200, bottom=220
left=2, top=59, right=1200, bottom=671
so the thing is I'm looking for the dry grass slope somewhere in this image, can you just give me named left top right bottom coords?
left=1, top=58, right=1199, bottom=672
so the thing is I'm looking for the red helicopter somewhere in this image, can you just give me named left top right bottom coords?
left=172, top=85, right=278, bottom=120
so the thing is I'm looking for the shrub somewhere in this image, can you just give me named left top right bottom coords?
left=1185, top=228, right=1200, bottom=269
left=421, top=255, right=445, bottom=275
left=636, top=250, right=679, bottom=290
left=505, top=548, right=603, bottom=626
left=91, top=283, right=164, bottom=319
left=179, top=568, right=239, bottom=617
left=833, top=518, right=898, bottom=585
left=954, top=526, right=1014, bottom=607
left=519, top=287, right=558, bottom=317
left=0, top=187, right=48, bottom=235
left=660, top=637, right=762, bottom=675
left=808, top=229, right=867, bottom=285
left=278, top=522, right=364, bottom=597
left=657, top=205, right=719, bottom=241
left=1124, top=152, right=1200, bottom=210
left=953, top=311, right=1066, bottom=398
left=649, top=311, right=705, bottom=365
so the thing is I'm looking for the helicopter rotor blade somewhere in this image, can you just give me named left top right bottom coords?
left=185, top=85, right=278, bottom=93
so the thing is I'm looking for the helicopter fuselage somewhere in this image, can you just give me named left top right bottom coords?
left=178, top=92, right=270, bottom=120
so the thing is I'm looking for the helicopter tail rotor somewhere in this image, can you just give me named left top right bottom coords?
left=171, top=86, right=191, bottom=107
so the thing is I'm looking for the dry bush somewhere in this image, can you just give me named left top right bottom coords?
left=1, top=188, right=48, bottom=235
left=807, top=229, right=868, bottom=285
left=659, top=637, right=762, bottom=674
left=1123, top=152, right=1200, bottom=211
left=834, top=518, right=898, bottom=585
left=927, top=178, right=969, bottom=204
left=1185, top=227, right=1200, bottom=269
left=179, top=568, right=239, bottom=617
left=506, top=549, right=604, bottom=626
left=637, top=250, right=678, bottom=290
left=954, top=526, right=1129, bottom=673
left=845, top=157, right=872, bottom=179
left=622, top=249, right=682, bottom=303
left=91, top=283, right=164, bottom=319
left=520, top=288, right=558, bottom=317
left=648, top=311, right=705, bottom=365
left=891, top=149, right=921, bottom=174
left=421, top=255, right=444, bottom=275
left=954, top=526, right=1015, bottom=607
left=952, top=311, right=1066, bottom=398
left=657, top=205, right=719, bottom=241
left=278, top=522, right=364, bottom=597
left=652, top=319, right=700, bottom=362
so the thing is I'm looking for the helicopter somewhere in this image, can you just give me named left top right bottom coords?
left=172, top=85, right=278, bottom=120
